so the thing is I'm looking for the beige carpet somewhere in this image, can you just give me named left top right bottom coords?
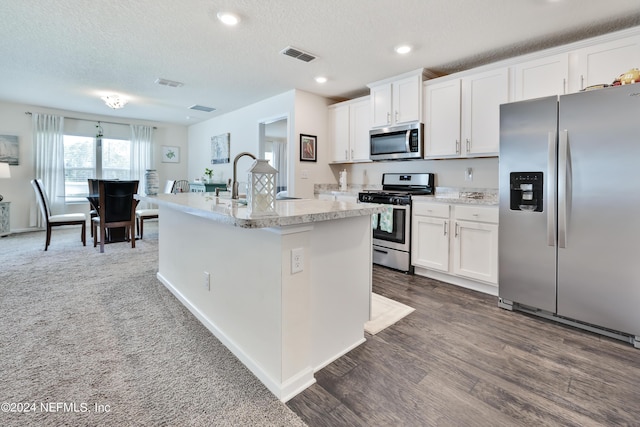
left=364, top=293, right=415, bottom=335
left=0, top=224, right=307, bottom=427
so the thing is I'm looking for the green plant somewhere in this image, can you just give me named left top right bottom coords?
left=204, top=168, right=213, bottom=178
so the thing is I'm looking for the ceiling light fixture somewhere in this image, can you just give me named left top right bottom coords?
left=315, top=76, right=328, bottom=84
left=395, top=45, right=412, bottom=55
left=101, top=95, right=128, bottom=109
left=217, top=12, right=240, bottom=26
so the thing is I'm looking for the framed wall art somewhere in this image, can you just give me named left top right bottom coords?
left=300, top=134, right=316, bottom=162
left=211, top=133, right=230, bottom=164
left=161, top=146, right=180, bottom=163
left=0, top=135, right=19, bottom=165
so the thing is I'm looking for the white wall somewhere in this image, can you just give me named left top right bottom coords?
left=0, top=100, right=188, bottom=232
left=292, top=90, right=333, bottom=198
left=328, top=157, right=499, bottom=190
left=187, top=89, right=333, bottom=199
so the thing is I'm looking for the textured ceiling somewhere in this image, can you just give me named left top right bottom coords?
left=2, top=0, right=640, bottom=125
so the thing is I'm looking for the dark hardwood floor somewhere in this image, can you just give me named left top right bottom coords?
left=287, top=265, right=640, bottom=426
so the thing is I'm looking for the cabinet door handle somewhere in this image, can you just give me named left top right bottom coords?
left=395, top=110, right=399, bottom=123
left=455, top=140, right=460, bottom=154
left=374, top=248, right=388, bottom=254
left=466, top=138, right=470, bottom=152
left=387, top=112, right=391, bottom=124
left=351, top=149, right=354, bottom=159
left=443, top=221, right=448, bottom=236
left=580, top=75, right=584, bottom=90
left=454, top=222, right=459, bottom=237
left=344, top=149, right=348, bottom=160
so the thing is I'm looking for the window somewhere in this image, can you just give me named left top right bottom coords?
left=63, top=135, right=131, bottom=202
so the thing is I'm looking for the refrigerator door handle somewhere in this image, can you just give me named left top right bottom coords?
left=547, top=131, right=557, bottom=247
left=558, top=129, right=569, bottom=248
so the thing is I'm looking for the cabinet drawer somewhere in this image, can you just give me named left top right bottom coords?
left=454, top=205, right=498, bottom=223
left=412, top=202, right=450, bottom=218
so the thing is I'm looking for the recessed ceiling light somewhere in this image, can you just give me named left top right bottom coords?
left=217, top=12, right=240, bottom=26
left=315, top=76, right=328, bottom=84
left=395, top=45, right=412, bottom=55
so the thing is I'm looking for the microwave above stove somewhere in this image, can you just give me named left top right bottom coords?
left=370, top=122, right=423, bottom=161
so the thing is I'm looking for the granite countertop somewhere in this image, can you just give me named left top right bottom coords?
left=314, top=185, right=498, bottom=206
left=138, top=192, right=386, bottom=229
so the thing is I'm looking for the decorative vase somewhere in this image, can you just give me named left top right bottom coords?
left=145, top=169, right=159, bottom=195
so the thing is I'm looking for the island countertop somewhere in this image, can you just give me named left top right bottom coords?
left=138, top=192, right=386, bottom=229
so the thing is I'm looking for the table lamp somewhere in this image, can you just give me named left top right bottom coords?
left=0, top=162, right=10, bottom=202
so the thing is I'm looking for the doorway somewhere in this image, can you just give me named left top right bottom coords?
left=259, top=116, right=288, bottom=196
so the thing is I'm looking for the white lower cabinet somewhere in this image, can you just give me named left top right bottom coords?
left=452, top=205, right=498, bottom=284
left=412, top=201, right=498, bottom=292
left=412, top=202, right=450, bottom=271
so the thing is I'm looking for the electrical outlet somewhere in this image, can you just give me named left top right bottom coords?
left=203, top=271, right=210, bottom=291
left=465, top=167, right=473, bottom=181
left=291, top=248, right=304, bottom=274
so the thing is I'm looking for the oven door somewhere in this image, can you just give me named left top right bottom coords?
left=371, top=204, right=410, bottom=252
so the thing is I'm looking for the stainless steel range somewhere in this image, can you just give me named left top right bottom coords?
left=358, top=173, right=434, bottom=273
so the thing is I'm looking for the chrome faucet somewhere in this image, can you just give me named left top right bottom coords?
left=231, top=152, right=257, bottom=199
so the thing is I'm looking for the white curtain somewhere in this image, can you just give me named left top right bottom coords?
left=32, top=113, right=65, bottom=227
left=272, top=140, right=287, bottom=192
left=130, top=125, right=153, bottom=211
left=130, top=125, right=153, bottom=195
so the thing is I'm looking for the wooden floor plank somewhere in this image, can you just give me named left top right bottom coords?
left=287, top=266, right=640, bottom=426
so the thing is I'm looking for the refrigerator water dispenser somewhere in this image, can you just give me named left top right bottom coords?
left=510, top=172, right=543, bottom=212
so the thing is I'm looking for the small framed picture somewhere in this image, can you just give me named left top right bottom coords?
left=161, top=146, right=180, bottom=163
left=211, top=133, right=230, bottom=164
left=0, top=135, right=19, bottom=165
left=300, top=134, right=317, bottom=162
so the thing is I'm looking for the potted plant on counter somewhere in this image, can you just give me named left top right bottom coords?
left=204, top=168, right=214, bottom=183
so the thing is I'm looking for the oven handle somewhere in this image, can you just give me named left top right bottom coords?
left=360, top=201, right=410, bottom=210
left=373, top=248, right=388, bottom=254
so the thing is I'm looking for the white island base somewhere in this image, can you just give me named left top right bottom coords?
left=155, top=201, right=374, bottom=402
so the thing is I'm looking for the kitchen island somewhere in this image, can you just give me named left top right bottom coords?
left=138, top=192, right=385, bottom=402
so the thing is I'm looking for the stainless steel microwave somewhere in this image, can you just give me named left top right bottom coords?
left=369, top=123, right=423, bottom=161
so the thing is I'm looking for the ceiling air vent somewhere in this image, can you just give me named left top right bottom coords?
left=189, top=104, right=216, bottom=113
left=155, top=78, right=184, bottom=88
left=280, top=46, right=317, bottom=63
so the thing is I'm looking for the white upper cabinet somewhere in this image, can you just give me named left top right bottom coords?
left=329, top=97, right=371, bottom=163
left=329, top=104, right=350, bottom=162
left=513, top=53, right=569, bottom=101
left=573, top=35, right=640, bottom=91
left=512, top=33, right=640, bottom=101
left=424, top=79, right=461, bottom=158
left=349, top=99, right=371, bottom=161
left=425, top=67, right=508, bottom=158
left=462, top=68, right=509, bottom=156
left=369, top=71, right=423, bottom=128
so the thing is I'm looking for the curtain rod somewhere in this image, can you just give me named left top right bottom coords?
left=24, top=112, right=157, bottom=129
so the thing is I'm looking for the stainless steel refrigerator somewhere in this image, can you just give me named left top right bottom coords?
left=498, top=83, right=640, bottom=348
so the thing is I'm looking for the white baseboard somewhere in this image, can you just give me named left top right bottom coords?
left=313, top=337, right=366, bottom=373
left=156, top=272, right=315, bottom=402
